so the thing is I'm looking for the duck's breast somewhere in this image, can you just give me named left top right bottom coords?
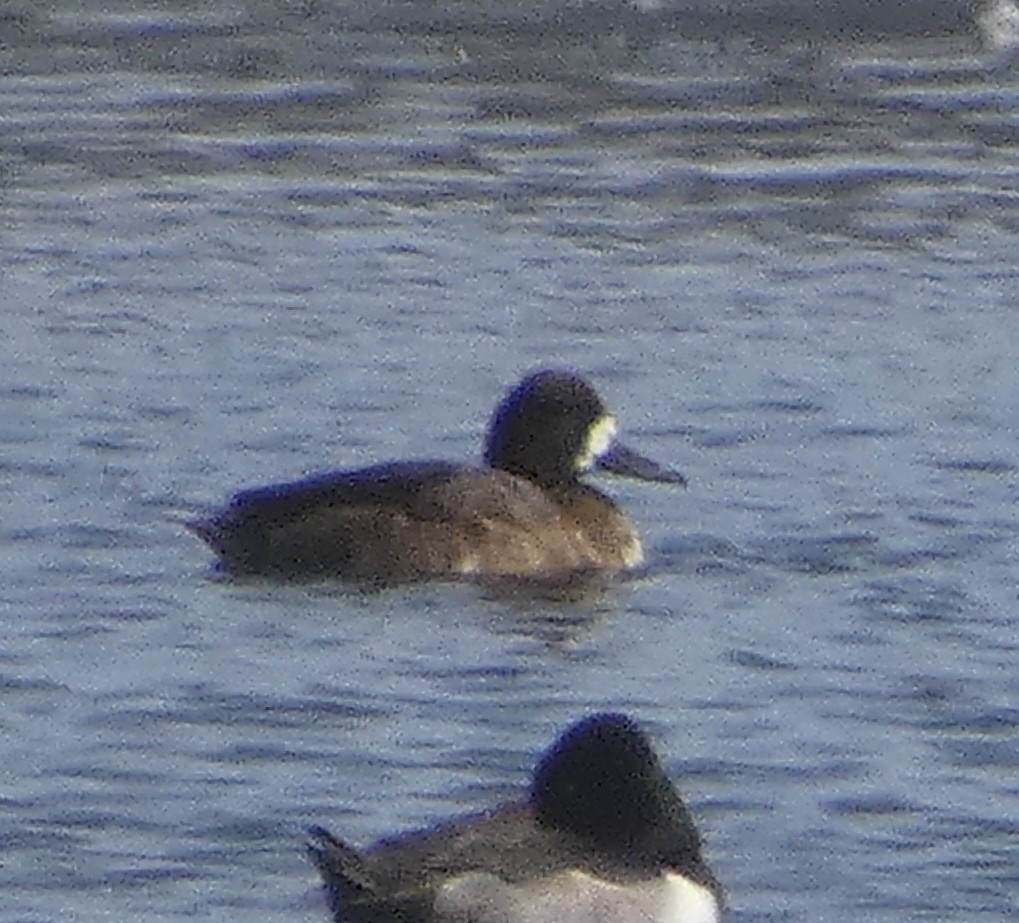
left=548, top=485, right=645, bottom=571
left=435, top=869, right=720, bottom=923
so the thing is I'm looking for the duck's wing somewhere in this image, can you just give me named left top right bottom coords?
left=188, top=462, right=587, bottom=581
left=317, top=808, right=690, bottom=923
left=191, top=462, right=464, bottom=542
left=361, top=805, right=582, bottom=892
left=307, top=808, right=549, bottom=923
left=187, top=461, right=473, bottom=579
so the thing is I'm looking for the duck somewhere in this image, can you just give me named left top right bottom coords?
left=187, top=369, right=686, bottom=583
left=307, top=712, right=723, bottom=923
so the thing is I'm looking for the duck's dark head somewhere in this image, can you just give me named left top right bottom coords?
left=531, top=713, right=706, bottom=874
left=484, top=370, right=685, bottom=488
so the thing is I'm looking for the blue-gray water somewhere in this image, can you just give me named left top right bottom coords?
left=3, top=2, right=1018, bottom=921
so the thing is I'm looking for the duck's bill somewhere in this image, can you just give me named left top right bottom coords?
left=596, top=442, right=687, bottom=485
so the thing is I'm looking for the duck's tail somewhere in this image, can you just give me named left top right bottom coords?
left=306, top=825, right=379, bottom=919
left=184, top=515, right=221, bottom=548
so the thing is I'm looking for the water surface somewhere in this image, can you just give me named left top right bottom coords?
left=2, top=3, right=1018, bottom=922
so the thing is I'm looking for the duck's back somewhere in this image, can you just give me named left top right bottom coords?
left=311, top=806, right=597, bottom=922
left=189, top=462, right=600, bottom=582
left=312, top=807, right=716, bottom=923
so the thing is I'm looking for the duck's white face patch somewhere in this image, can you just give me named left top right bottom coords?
left=436, top=869, right=720, bottom=923
left=621, top=535, right=645, bottom=570
left=577, top=414, right=617, bottom=472
left=660, top=872, right=721, bottom=923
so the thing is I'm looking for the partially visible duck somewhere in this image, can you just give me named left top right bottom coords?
left=308, top=712, right=722, bottom=922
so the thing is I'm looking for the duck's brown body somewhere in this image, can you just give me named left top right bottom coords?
left=189, top=370, right=683, bottom=584
left=190, top=461, right=643, bottom=582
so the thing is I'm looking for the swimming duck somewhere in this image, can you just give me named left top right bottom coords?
left=308, top=712, right=722, bottom=923
left=188, top=369, right=685, bottom=583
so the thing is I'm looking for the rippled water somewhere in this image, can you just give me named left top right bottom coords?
left=3, top=3, right=1019, bottom=922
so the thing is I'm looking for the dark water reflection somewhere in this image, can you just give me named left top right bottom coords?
left=3, top=2, right=1019, bottom=922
